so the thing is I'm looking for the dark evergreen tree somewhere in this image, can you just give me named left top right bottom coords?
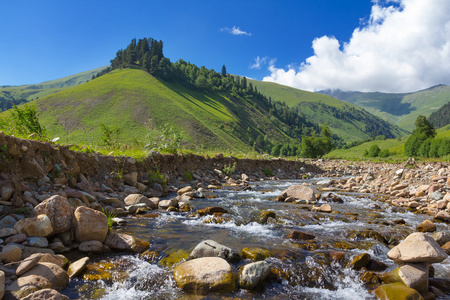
left=221, top=65, right=227, bottom=77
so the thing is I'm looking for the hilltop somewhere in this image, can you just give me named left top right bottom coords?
left=249, top=79, right=406, bottom=141
left=320, top=85, right=450, bottom=131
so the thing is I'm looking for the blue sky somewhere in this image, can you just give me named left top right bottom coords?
left=2, top=0, right=450, bottom=92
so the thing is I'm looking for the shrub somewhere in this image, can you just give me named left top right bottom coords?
left=222, top=162, right=236, bottom=176
left=10, top=104, right=46, bottom=138
left=148, top=168, right=167, bottom=188
left=100, top=123, right=120, bottom=148
left=262, top=167, right=273, bottom=177
left=146, top=123, right=186, bottom=154
left=378, top=149, right=391, bottom=158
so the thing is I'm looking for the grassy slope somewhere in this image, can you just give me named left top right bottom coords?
left=321, top=85, right=450, bottom=132
left=0, top=66, right=107, bottom=102
left=248, top=79, right=406, bottom=142
left=31, top=69, right=294, bottom=152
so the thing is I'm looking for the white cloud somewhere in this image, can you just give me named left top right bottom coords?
left=250, top=56, right=268, bottom=69
left=263, top=0, right=450, bottom=93
left=220, top=26, right=252, bottom=36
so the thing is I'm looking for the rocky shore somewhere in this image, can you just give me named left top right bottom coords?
left=0, top=133, right=450, bottom=299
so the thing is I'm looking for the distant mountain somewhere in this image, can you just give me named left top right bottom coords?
left=0, top=66, right=108, bottom=111
left=429, top=101, right=450, bottom=129
left=249, top=79, right=407, bottom=141
left=319, top=85, right=450, bottom=131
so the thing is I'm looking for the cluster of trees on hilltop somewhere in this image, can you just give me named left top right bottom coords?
left=92, top=37, right=339, bottom=158
left=429, top=101, right=450, bottom=129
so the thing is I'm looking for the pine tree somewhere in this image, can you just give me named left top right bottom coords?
left=221, top=65, right=227, bottom=77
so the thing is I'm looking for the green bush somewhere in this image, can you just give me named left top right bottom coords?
left=222, top=162, right=236, bottom=176
left=262, top=167, right=273, bottom=177
left=146, top=123, right=185, bottom=154
left=378, top=149, right=391, bottom=158
left=148, top=168, right=167, bottom=188
left=9, top=104, right=46, bottom=139
left=368, top=144, right=381, bottom=157
left=100, top=123, right=120, bottom=148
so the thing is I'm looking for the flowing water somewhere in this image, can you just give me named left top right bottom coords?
left=64, top=178, right=450, bottom=299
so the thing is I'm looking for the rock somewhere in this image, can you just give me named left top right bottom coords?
left=239, top=261, right=271, bottom=290
left=189, top=240, right=240, bottom=262
left=387, top=232, right=448, bottom=264
left=33, top=195, right=73, bottom=234
left=67, top=257, right=89, bottom=279
left=21, top=288, right=70, bottom=300
left=374, top=282, right=423, bottom=300
left=26, top=253, right=68, bottom=268
left=21, top=247, right=55, bottom=260
left=197, top=206, right=229, bottom=216
left=177, top=186, right=193, bottom=196
left=124, top=194, right=157, bottom=209
left=14, top=214, right=54, bottom=237
left=241, top=247, right=270, bottom=261
left=434, top=211, right=450, bottom=223
left=259, top=211, right=276, bottom=224
left=5, top=233, right=26, bottom=244
left=27, top=237, right=48, bottom=248
left=0, top=228, right=17, bottom=238
left=282, top=185, right=315, bottom=202
left=74, top=206, right=108, bottom=243
left=286, top=230, right=315, bottom=240
left=103, top=232, right=150, bottom=253
left=312, top=203, right=332, bottom=213
left=6, top=262, right=69, bottom=298
left=79, top=240, right=103, bottom=253
left=347, top=253, right=371, bottom=270
left=16, top=254, right=41, bottom=276
left=366, top=259, right=388, bottom=271
left=429, top=191, right=444, bottom=201
left=158, top=199, right=178, bottom=209
left=0, top=270, right=4, bottom=300
left=0, top=215, right=17, bottom=229
left=1, top=185, right=13, bottom=201
left=429, top=278, right=450, bottom=293
left=441, top=241, right=450, bottom=254
left=398, top=263, right=429, bottom=293
left=49, top=242, right=66, bottom=254
left=123, top=172, right=138, bottom=186
left=430, top=231, right=450, bottom=246
left=416, top=220, right=436, bottom=232
left=0, top=244, right=22, bottom=263
left=173, top=257, right=235, bottom=294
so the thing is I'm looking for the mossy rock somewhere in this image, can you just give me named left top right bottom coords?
left=296, top=242, right=319, bottom=251
left=259, top=211, right=276, bottom=224
left=374, top=282, right=424, bottom=300
left=347, top=253, right=370, bottom=270
left=333, top=240, right=357, bottom=250
left=140, top=250, right=159, bottom=263
left=159, top=249, right=189, bottom=269
left=242, top=247, right=270, bottom=261
left=379, top=267, right=402, bottom=284
left=82, top=260, right=127, bottom=282
left=348, top=229, right=387, bottom=243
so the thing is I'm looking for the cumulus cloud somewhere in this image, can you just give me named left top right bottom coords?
left=250, top=56, right=268, bottom=69
left=220, top=26, right=252, bottom=36
left=263, top=0, right=450, bottom=92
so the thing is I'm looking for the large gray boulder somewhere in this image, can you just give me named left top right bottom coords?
left=387, top=232, right=448, bottom=264
left=14, top=215, right=53, bottom=237
left=398, top=263, right=429, bottom=293
left=282, top=185, right=315, bottom=202
left=189, top=240, right=240, bottom=262
left=124, top=194, right=157, bottom=209
left=73, top=206, right=108, bottom=243
left=239, top=261, right=271, bottom=290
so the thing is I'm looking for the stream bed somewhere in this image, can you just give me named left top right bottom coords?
left=63, top=178, right=450, bottom=299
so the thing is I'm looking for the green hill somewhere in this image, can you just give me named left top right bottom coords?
left=25, top=68, right=318, bottom=153
left=429, top=101, right=450, bottom=129
left=0, top=66, right=108, bottom=111
left=319, top=85, right=450, bottom=132
left=248, top=79, right=406, bottom=142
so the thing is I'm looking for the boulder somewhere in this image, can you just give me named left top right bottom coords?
left=416, top=220, right=436, bottom=232
left=5, top=233, right=26, bottom=244
left=79, top=240, right=103, bottom=253
left=374, top=282, right=423, bottom=300
left=0, top=228, right=17, bottom=239
left=123, top=172, right=138, bottom=186
left=347, top=253, right=371, bottom=270
left=189, top=240, right=240, bottom=262
left=241, top=247, right=270, bottom=261
left=27, top=237, right=49, bottom=248
left=27, top=253, right=68, bottom=269
left=239, top=261, right=271, bottom=290
left=74, top=206, right=108, bottom=243
left=0, top=215, right=17, bottom=229
left=6, top=262, right=69, bottom=298
left=33, top=195, right=73, bottom=234
left=286, top=230, right=315, bottom=240
left=197, top=207, right=229, bottom=216
left=387, top=232, right=448, bottom=264
left=282, top=185, right=315, bottom=201
left=177, top=186, right=193, bottom=196
left=259, top=211, right=276, bottom=224
left=398, top=263, right=429, bottom=293
left=0, top=244, right=22, bottom=263
left=158, top=199, right=178, bottom=209
left=312, top=203, right=332, bottom=213
left=14, top=214, right=53, bottom=237
left=124, top=194, right=157, bottom=209
left=434, top=211, right=450, bottom=223
left=173, top=257, right=235, bottom=294
left=103, top=232, right=150, bottom=253
left=16, top=254, right=41, bottom=276
left=430, top=231, right=450, bottom=246
left=67, top=257, right=89, bottom=279
left=22, top=288, right=70, bottom=300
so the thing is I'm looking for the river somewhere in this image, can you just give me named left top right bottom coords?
left=63, top=178, right=450, bottom=299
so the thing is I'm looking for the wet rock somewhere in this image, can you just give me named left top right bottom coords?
left=67, top=257, right=89, bottom=279
left=348, top=229, right=387, bottom=244
left=124, top=194, right=157, bottom=209
left=387, top=232, right=448, bottom=264
left=197, top=206, right=229, bottom=216
left=374, top=282, right=423, bottom=300
left=398, top=263, right=429, bottom=293
left=241, top=247, right=270, bottom=261
left=311, top=203, right=332, bottom=213
left=416, top=220, right=436, bottom=232
left=429, top=278, right=450, bottom=293
left=286, top=230, right=315, bottom=240
left=441, top=241, right=450, bottom=254
left=159, top=249, right=190, bottom=268
left=281, top=185, right=315, bottom=202
left=189, top=240, right=240, bottom=262
left=21, top=288, right=70, bottom=300
left=177, top=186, right=193, bottom=196
left=27, top=237, right=48, bottom=248
left=158, top=199, right=178, bottom=209
left=434, top=211, right=450, bottom=223
left=104, top=232, right=150, bottom=253
left=259, top=211, right=276, bottom=224
left=366, top=259, right=388, bottom=271
left=239, top=261, right=271, bottom=290
left=14, top=214, right=53, bottom=237
left=74, top=206, right=108, bottom=243
left=79, top=240, right=103, bottom=253
left=6, top=262, right=69, bottom=298
left=0, top=215, right=17, bottom=229
left=0, top=244, right=22, bottom=263
left=347, top=253, right=370, bottom=270
left=33, top=195, right=73, bottom=234
left=173, top=257, right=236, bottom=294
left=430, top=231, right=450, bottom=246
